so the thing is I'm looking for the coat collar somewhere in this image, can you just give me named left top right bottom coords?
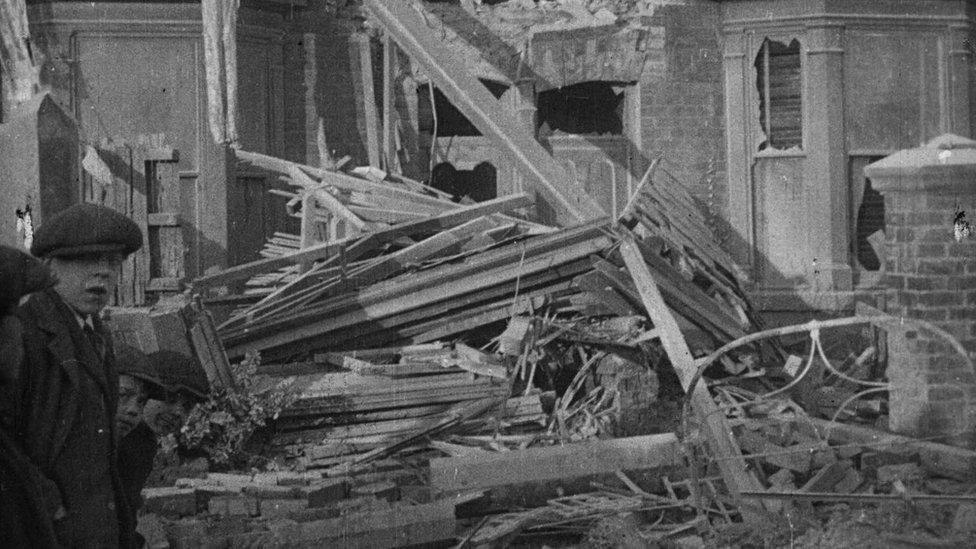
left=25, top=289, right=111, bottom=398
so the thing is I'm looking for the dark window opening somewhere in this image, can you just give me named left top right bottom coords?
left=855, top=178, right=885, bottom=271
left=430, top=161, right=497, bottom=203
left=417, top=81, right=508, bottom=137
left=755, top=38, right=802, bottom=150
left=536, top=81, right=625, bottom=136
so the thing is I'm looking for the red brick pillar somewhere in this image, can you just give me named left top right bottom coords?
left=865, top=134, right=976, bottom=448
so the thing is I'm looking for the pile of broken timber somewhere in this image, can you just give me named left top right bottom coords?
left=261, top=343, right=531, bottom=467
left=194, top=153, right=762, bottom=365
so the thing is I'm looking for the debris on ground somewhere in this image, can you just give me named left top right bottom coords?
left=129, top=130, right=976, bottom=549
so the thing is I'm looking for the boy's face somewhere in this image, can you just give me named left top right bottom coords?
left=47, top=253, right=123, bottom=315
left=117, top=374, right=148, bottom=439
left=143, top=395, right=192, bottom=436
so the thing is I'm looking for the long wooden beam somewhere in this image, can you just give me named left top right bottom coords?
left=364, top=0, right=605, bottom=227
left=429, top=433, right=680, bottom=493
left=618, top=233, right=767, bottom=523
left=193, top=193, right=532, bottom=289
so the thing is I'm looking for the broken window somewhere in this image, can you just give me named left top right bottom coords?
left=430, top=161, right=497, bottom=203
left=755, top=38, right=802, bottom=151
left=855, top=179, right=885, bottom=271
left=536, top=81, right=624, bottom=137
left=417, top=81, right=508, bottom=137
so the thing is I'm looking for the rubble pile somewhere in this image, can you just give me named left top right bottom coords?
left=136, top=152, right=976, bottom=548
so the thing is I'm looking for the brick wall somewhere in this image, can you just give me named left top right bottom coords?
left=867, top=135, right=976, bottom=448
left=640, top=0, right=727, bottom=221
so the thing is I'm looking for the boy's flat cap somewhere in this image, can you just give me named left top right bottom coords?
left=31, top=203, right=143, bottom=258
left=146, top=350, right=211, bottom=402
left=116, top=344, right=166, bottom=400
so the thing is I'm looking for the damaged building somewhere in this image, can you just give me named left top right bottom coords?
left=2, top=0, right=976, bottom=546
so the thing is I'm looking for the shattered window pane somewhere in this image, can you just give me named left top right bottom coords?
left=755, top=38, right=802, bottom=151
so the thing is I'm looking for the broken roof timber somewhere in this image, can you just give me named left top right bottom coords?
left=618, top=234, right=768, bottom=525
left=364, top=0, right=606, bottom=227
left=193, top=192, right=532, bottom=289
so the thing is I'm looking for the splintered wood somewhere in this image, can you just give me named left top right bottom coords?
left=185, top=135, right=788, bottom=543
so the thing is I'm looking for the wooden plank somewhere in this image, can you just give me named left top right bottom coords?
left=285, top=385, right=507, bottom=416
left=235, top=148, right=455, bottom=212
left=381, top=35, right=398, bottom=173
left=223, top=228, right=594, bottom=348
left=365, top=0, right=604, bottom=226
left=224, top=233, right=606, bottom=357
left=307, top=215, right=497, bottom=302
left=429, top=433, right=680, bottom=493
left=618, top=234, right=767, bottom=522
left=292, top=167, right=368, bottom=232
left=299, top=193, right=317, bottom=273
left=193, top=193, right=532, bottom=289
left=346, top=205, right=427, bottom=224
left=592, top=257, right=743, bottom=343
left=152, top=160, right=185, bottom=282
left=227, top=250, right=591, bottom=358
left=354, top=34, right=382, bottom=168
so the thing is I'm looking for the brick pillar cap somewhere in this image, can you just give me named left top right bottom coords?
left=865, top=133, right=976, bottom=193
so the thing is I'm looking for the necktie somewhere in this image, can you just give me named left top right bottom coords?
left=84, top=322, right=106, bottom=362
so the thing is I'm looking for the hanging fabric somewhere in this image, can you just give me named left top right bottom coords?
left=201, top=0, right=240, bottom=145
left=0, top=0, right=41, bottom=110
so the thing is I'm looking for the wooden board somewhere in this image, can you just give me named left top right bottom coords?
left=428, top=433, right=680, bottom=493
left=618, top=234, right=768, bottom=522
left=194, top=193, right=532, bottom=289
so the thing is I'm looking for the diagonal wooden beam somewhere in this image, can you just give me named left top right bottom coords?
left=618, top=232, right=768, bottom=524
left=364, top=0, right=605, bottom=227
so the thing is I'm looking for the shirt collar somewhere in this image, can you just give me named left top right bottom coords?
left=71, top=308, right=95, bottom=331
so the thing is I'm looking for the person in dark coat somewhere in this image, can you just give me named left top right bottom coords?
left=5, top=203, right=143, bottom=548
left=117, top=350, right=210, bottom=528
left=114, top=344, right=165, bottom=548
left=115, top=345, right=166, bottom=440
left=0, top=245, right=61, bottom=548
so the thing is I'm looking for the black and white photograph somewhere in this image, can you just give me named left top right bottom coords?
left=1, top=0, right=976, bottom=547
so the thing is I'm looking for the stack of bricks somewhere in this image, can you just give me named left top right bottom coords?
left=140, top=463, right=457, bottom=547
left=866, top=133, right=976, bottom=448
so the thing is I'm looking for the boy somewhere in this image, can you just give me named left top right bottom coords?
left=117, top=350, right=210, bottom=523
left=13, top=203, right=143, bottom=547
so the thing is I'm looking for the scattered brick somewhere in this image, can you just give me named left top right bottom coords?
left=351, top=481, right=399, bottom=502
left=142, top=487, right=198, bottom=518
left=305, top=478, right=351, bottom=508
left=952, top=503, right=976, bottom=534
left=260, top=498, right=309, bottom=519
left=207, top=494, right=259, bottom=517
left=834, top=468, right=863, bottom=494
left=243, top=484, right=303, bottom=499
left=876, top=463, right=924, bottom=484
